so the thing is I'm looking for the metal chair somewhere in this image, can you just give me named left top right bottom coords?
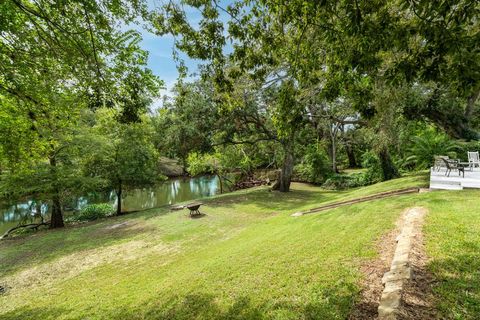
left=442, top=158, right=464, bottom=178
left=434, top=155, right=449, bottom=171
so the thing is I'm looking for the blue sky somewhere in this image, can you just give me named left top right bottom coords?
left=132, top=1, right=235, bottom=101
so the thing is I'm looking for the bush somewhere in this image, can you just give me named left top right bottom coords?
left=455, top=141, right=480, bottom=161
left=361, top=151, right=384, bottom=184
left=186, top=152, right=215, bottom=176
left=322, top=174, right=358, bottom=190
left=322, top=152, right=384, bottom=190
left=404, top=127, right=458, bottom=169
left=73, top=203, right=115, bottom=221
left=294, top=144, right=332, bottom=184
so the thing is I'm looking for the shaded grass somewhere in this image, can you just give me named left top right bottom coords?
left=340, top=168, right=366, bottom=175
left=0, top=173, right=430, bottom=319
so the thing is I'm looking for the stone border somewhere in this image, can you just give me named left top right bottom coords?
left=378, top=207, right=426, bottom=319
left=291, top=188, right=420, bottom=217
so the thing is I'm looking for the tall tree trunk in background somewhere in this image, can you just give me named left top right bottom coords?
left=49, top=156, right=64, bottom=228
left=116, top=181, right=122, bottom=215
left=345, top=143, right=357, bottom=168
left=50, top=194, right=64, bottom=228
left=274, top=139, right=294, bottom=192
left=464, top=85, right=480, bottom=119
left=378, top=147, right=399, bottom=181
left=216, top=173, right=223, bottom=193
left=181, top=155, right=188, bottom=175
left=331, top=137, right=338, bottom=173
left=329, top=123, right=340, bottom=173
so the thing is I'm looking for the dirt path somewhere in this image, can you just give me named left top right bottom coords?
left=398, top=209, right=436, bottom=319
left=349, top=207, right=436, bottom=319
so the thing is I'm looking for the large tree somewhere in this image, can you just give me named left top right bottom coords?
left=0, top=0, right=163, bottom=227
left=153, top=0, right=479, bottom=182
left=83, top=109, right=163, bottom=216
left=0, top=0, right=153, bottom=116
left=153, top=80, right=218, bottom=171
left=214, top=76, right=303, bottom=192
left=0, top=92, right=99, bottom=228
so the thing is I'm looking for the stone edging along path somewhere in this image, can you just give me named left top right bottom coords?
left=378, top=207, right=427, bottom=319
left=291, top=187, right=422, bottom=217
left=289, top=187, right=432, bottom=318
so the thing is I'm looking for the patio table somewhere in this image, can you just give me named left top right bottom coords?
left=459, top=162, right=472, bottom=171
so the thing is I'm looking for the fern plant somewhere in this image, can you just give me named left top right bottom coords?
left=405, top=128, right=458, bottom=169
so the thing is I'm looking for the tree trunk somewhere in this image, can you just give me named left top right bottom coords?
left=116, top=181, right=122, bottom=215
left=49, top=156, right=64, bottom=228
left=378, top=147, right=399, bottom=181
left=50, top=194, right=64, bottom=228
left=275, top=140, right=294, bottom=192
left=465, top=85, right=480, bottom=119
left=346, top=143, right=357, bottom=168
left=331, top=136, right=338, bottom=173
left=181, top=156, right=188, bottom=175
left=217, top=173, right=223, bottom=194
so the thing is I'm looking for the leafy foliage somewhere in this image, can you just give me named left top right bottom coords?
left=361, top=151, right=385, bottom=184
left=294, top=144, right=332, bottom=184
left=83, top=109, right=165, bottom=214
left=404, top=127, right=458, bottom=169
left=186, top=152, right=217, bottom=177
left=0, top=0, right=160, bottom=122
left=73, top=203, right=115, bottom=222
left=153, top=81, right=218, bottom=168
left=322, top=174, right=363, bottom=190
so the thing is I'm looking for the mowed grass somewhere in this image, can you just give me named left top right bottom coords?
left=0, top=173, right=430, bottom=319
left=420, top=189, right=480, bottom=319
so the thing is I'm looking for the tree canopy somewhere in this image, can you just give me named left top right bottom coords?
left=0, top=0, right=479, bottom=230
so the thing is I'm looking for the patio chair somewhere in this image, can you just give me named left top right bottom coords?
left=468, top=151, right=480, bottom=170
left=434, top=155, right=449, bottom=171
left=442, top=158, right=464, bottom=178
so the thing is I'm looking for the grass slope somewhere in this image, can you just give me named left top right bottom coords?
left=421, top=190, right=480, bottom=319
left=0, top=173, right=432, bottom=319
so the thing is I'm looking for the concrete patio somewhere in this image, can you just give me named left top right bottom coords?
left=430, top=166, right=480, bottom=190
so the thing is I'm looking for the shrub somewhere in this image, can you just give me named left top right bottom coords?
left=322, top=174, right=357, bottom=190
left=74, top=203, right=114, bottom=221
left=322, top=152, right=384, bottom=190
left=361, top=151, right=383, bottom=184
left=455, top=141, right=480, bottom=161
left=186, top=152, right=215, bottom=176
left=404, top=127, right=458, bottom=169
left=294, top=144, right=332, bottom=184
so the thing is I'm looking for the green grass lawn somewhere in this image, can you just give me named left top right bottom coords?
left=2, top=171, right=476, bottom=319
left=420, top=190, right=480, bottom=319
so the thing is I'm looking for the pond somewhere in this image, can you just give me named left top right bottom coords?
left=0, top=175, right=221, bottom=235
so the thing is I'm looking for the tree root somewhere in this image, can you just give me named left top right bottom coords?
left=1, top=222, right=50, bottom=239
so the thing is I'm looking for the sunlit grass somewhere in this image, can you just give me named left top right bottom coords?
left=421, top=190, right=480, bottom=319
left=0, top=172, right=454, bottom=320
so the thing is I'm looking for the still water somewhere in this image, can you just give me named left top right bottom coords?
left=0, top=175, right=220, bottom=234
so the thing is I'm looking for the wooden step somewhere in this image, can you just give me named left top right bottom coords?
left=462, top=181, right=480, bottom=188
left=429, top=182, right=463, bottom=190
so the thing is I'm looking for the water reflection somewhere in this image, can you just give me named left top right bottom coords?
left=0, top=201, right=48, bottom=224
left=0, top=175, right=220, bottom=234
left=122, top=175, right=220, bottom=211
